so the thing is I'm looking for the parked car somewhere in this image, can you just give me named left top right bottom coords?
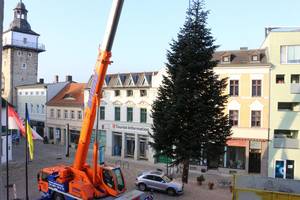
left=135, top=170, right=183, bottom=196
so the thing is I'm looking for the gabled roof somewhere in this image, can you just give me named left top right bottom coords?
left=46, top=83, right=85, bottom=107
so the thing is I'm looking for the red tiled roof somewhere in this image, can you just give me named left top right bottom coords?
left=46, top=83, right=86, bottom=107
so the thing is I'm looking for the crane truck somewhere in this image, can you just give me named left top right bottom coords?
left=37, top=1, right=148, bottom=199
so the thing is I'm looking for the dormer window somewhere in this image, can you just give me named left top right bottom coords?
left=222, top=56, right=230, bottom=63
left=252, top=55, right=258, bottom=61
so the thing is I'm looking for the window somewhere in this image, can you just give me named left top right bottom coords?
left=23, top=38, right=27, bottom=44
left=115, top=90, right=120, bottom=97
left=127, top=107, right=133, bottom=122
left=19, top=92, right=22, bottom=95
left=222, top=56, right=230, bottom=63
left=115, top=107, right=120, bottom=121
left=140, top=90, right=147, bottom=97
left=229, top=110, right=239, bottom=126
left=64, top=110, right=68, bottom=119
left=28, top=52, right=32, bottom=57
left=127, top=90, right=133, bottom=97
left=17, top=51, right=21, bottom=56
left=140, top=108, right=147, bottom=123
left=21, top=63, right=26, bottom=69
left=57, top=109, right=61, bottom=119
left=281, top=45, right=300, bottom=64
left=30, top=104, right=33, bottom=113
left=50, top=109, right=54, bottom=118
left=71, top=111, right=75, bottom=119
left=229, top=80, right=239, bottom=96
left=274, top=129, right=298, bottom=139
left=276, top=74, right=285, bottom=84
left=41, top=91, right=45, bottom=95
left=252, top=80, right=261, bottom=97
left=78, top=111, right=82, bottom=119
left=41, top=105, right=44, bottom=114
left=278, top=102, right=300, bottom=112
left=251, top=55, right=258, bottom=61
left=36, top=91, right=39, bottom=95
left=100, top=106, right=105, bottom=120
left=291, top=75, right=300, bottom=84
left=30, top=91, right=33, bottom=95
left=225, top=146, right=246, bottom=169
left=251, top=111, right=261, bottom=127
left=36, top=105, right=40, bottom=113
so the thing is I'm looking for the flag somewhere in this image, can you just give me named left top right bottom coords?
left=25, top=104, right=34, bottom=160
left=8, top=105, right=43, bottom=140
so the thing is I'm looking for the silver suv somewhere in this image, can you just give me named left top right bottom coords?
left=135, top=171, right=183, bottom=196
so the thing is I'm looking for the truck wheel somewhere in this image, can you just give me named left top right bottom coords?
left=53, top=192, right=65, bottom=200
left=138, top=183, right=147, bottom=191
left=167, top=188, right=176, bottom=196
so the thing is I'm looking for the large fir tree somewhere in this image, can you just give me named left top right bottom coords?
left=150, top=0, right=232, bottom=183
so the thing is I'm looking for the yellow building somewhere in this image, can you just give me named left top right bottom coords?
left=261, top=27, right=300, bottom=180
left=213, top=49, right=270, bottom=176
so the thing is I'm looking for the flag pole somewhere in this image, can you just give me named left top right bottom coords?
left=6, top=101, right=9, bottom=200
left=25, top=103, right=29, bottom=200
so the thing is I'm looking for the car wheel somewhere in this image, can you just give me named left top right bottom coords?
left=53, top=192, right=65, bottom=200
left=138, top=183, right=147, bottom=191
left=167, top=188, right=176, bottom=196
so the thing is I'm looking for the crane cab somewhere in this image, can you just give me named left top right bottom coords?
left=101, top=166, right=126, bottom=196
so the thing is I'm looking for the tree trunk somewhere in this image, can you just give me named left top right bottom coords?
left=181, top=158, right=190, bottom=184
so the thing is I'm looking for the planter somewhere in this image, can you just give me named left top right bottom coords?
left=196, top=175, right=205, bottom=186
left=208, top=182, right=214, bottom=190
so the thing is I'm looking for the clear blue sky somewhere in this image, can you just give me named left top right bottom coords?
left=3, top=0, right=300, bottom=83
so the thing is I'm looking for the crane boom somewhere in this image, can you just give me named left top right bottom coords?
left=73, top=0, right=124, bottom=170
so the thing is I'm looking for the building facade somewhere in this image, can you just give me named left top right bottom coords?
left=261, top=27, right=300, bottom=180
left=16, top=76, right=71, bottom=137
left=2, top=2, right=45, bottom=106
left=85, top=70, right=165, bottom=163
left=213, top=49, right=270, bottom=176
left=45, top=82, right=85, bottom=145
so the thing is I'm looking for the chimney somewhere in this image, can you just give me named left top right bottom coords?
left=240, top=47, right=248, bottom=51
left=54, top=75, right=59, bottom=83
left=39, top=78, right=44, bottom=84
left=66, top=75, right=72, bottom=82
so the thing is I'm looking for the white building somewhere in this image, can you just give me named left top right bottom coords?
left=85, top=69, right=165, bottom=163
left=16, top=76, right=72, bottom=137
left=1, top=99, right=13, bottom=164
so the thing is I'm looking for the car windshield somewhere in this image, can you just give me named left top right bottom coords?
left=162, top=175, right=171, bottom=183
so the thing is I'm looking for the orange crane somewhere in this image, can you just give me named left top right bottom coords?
left=36, top=1, right=139, bottom=199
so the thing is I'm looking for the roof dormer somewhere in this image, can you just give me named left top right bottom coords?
left=250, top=52, right=261, bottom=63
left=221, top=53, right=232, bottom=64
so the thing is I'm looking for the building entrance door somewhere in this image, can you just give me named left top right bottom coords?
left=248, top=152, right=261, bottom=173
left=112, top=132, right=122, bottom=156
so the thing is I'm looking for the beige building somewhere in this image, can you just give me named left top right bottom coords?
left=213, top=49, right=270, bottom=176
left=2, top=2, right=45, bottom=105
left=45, top=83, right=85, bottom=145
left=261, top=27, right=300, bottom=180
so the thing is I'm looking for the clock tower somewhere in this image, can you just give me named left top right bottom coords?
left=2, top=1, right=45, bottom=105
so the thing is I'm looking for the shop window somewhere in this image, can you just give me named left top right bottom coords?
left=127, top=107, right=133, bottom=122
left=229, top=110, right=239, bottom=126
left=229, top=80, right=239, bottom=96
left=274, top=129, right=298, bottom=139
left=252, top=80, right=261, bottom=97
left=251, top=110, right=261, bottom=127
left=126, top=134, right=135, bottom=158
left=115, top=107, right=120, bottom=121
left=140, top=108, right=147, bottom=123
left=226, top=146, right=245, bottom=169
left=100, top=106, right=105, bottom=120
left=276, top=74, right=285, bottom=84
left=139, top=136, right=148, bottom=159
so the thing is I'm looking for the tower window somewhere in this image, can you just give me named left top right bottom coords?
left=23, top=38, right=27, bottom=44
left=28, top=52, right=32, bottom=57
left=18, top=51, right=21, bottom=56
left=21, top=63, right=26, bottom=69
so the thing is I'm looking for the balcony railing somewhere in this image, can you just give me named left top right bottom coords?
left=273, top=138, right=300, bottom=149
left=3, top=39, right=45, bottom=51
left=291, top=83, right=300, bottom=94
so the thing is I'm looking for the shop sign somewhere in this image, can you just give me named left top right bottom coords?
left=112, top=123, right=149, bottom=132
left=250, top=141, right=261, bottom=149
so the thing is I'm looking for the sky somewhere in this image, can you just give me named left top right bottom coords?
left=3, top=0, right=300, bottom=83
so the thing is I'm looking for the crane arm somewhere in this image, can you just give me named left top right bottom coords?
left=73, top=0, right=124, bottom=170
